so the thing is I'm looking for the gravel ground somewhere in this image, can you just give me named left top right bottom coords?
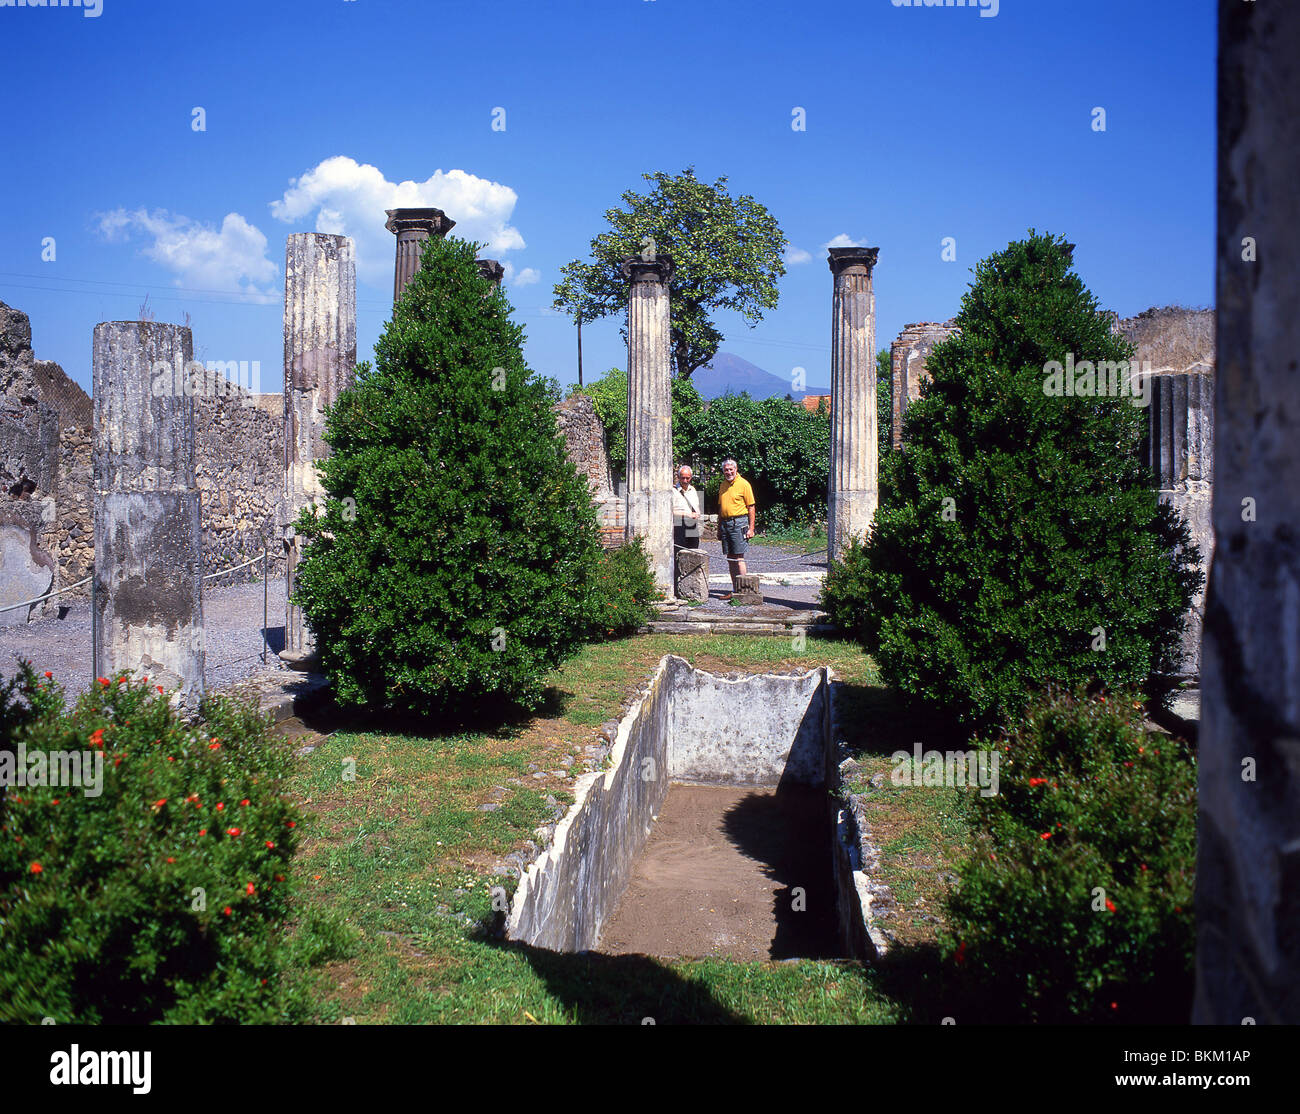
left=686, top=540, right=827, bottom=613
left=0, top=578, right=289, bottom=704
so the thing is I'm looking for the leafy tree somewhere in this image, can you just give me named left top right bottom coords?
left=293, top=236, right=603, bottom=716
left=821, top=232, right=1202, bottom=733
left=553, top=168, right=786, bottom=379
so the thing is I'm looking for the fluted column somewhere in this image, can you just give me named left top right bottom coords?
left=282, top=233, right=357, bottom=664
left=827, top=246, right=879, bottom=559
left=622, top=255, right=675, bottom=595
left=386, top=208, right=455, bottom=304
left=91, top=321, right=203, bottom=702
left=1195, top=0, right=1300, bottom=1025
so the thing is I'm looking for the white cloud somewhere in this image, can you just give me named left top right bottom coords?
left=503, top=263, right=540, bottom=286
left=270, top=156, right=526, bottom=283
left=783, top=245, right=812, bottom=265
left=96, top=208, right=278, bottom=301
left=824, top=233, right=868, bottom=249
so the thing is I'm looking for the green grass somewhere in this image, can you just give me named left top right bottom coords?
left=281, top=633, right=967, bottom=1023
left=751, top=525, right=829, bottom=553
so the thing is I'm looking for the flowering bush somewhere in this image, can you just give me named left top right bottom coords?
left=0, top=663, right=305, bottom=1023
left=942, top=690, right=1196, bottom=1022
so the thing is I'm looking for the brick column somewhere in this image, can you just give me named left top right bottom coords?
left=827, top=246, right=879, bottom=559
left=386, top=207, right=455, bottom=304
left=282, top=233, right=357, bottom=665
left=622, top=255, right=675, bottom=595
left=1195, top=0, right=1300, bottom=1024
left=91, top=321, right=203, bottom=702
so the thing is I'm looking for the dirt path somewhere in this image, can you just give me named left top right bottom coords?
left=597, top=783, right=842, bottom=961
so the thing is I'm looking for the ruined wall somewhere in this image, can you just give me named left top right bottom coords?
left=889, top=320, right=958, bottom=449
left=195, top=391, right=285, bottom=580
left=553, top=392, right=623, bottom=547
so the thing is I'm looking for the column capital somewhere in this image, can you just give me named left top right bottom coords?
left=621, top=255, right=675, bottom=285
left=385, top=207, right=456, bottom=238
left=827, top=246, right=879, bottom=276
left=476, top=258, right=505, bottom=286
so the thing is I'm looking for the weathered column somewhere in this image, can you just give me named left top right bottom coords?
left=1145, top=371, right=1214, bottom=676
left=91, top=321, right=203, bottom=701
left=1195, top=0, right=1300, bottom=1024
left=282, top=233, right=357, bottom=665
left=385, top=208, right=455, bottom=304
left=476, top=259, right=505, bottom=288
left=622, top=255, right=675, bottom=595
left=827, top=246, right=879, bottom=559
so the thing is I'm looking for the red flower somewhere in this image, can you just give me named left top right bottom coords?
left=265, top=841, right=275, bottom=849
left=89, top=728, right=104, bottom=748
left=953, top=941, right=967, bottom=965
left=198, top=829, right=207, bottom=836
left=274, top=874, right=285, bottom=882
left=43, top=671, right=52, bottom=679
left=246, top=882, right=255, bottom=895
left=29, top=862, right=42, bottom=874
left=1028, top=777, right=1048, bottom=787
left=240, top=799, right=250, bottom=807
left=1110, top=1001, right=1118, bottom=1010
left=1105, top=899, right=1116, bottom=913
left=227, top=827, right=241, bottom=837
left=157, top=686, right=165, bottom=694
left=286, top=820, right=296, bottom=829
left=223, top=906, right=232, bottom=916
left=166, top=857, right=175, bottom=864
left=1139, top=864, right=1147, bottom=872
left=1040, top=832, right=1052, bottom=840
left=215, top=803, right=224, bottom=811
left=208, top=742, right=221, bottom=750
left=98, top=677, right=110, bottom=687
left=152, top=798, right=167, bottom=809
left=113, top=757, right=122, bottom=767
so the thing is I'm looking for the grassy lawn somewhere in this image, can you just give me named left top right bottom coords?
left=751, top=525, right=829, bottom=553
left=281, top=634, right=972, bottom=1024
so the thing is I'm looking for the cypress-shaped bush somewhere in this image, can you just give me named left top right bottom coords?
left=821, top=232, right=1202, bottom=732
left=292, top=237, right=603, bottom=715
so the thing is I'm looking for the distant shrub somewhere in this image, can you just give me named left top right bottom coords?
left=588, top=536, right=658, bottom=639
left=0, top=664, right=304, bottom=1023
left=942, top=690, right=1196, bottom=1023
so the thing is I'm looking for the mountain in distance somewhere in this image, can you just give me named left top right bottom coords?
left=691, top=351, right=829, bottom=401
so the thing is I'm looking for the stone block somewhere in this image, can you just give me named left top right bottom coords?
left=675, top=549, right=709, bottom=601
left=733, top=573, right=764, bottom=606
left=0, top=519, right=54, bottom=627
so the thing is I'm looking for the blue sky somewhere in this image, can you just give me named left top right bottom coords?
left=0, top=0, right=1215, bottom=396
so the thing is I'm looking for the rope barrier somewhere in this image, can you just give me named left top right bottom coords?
left=0, top=551, right=276, bottom=616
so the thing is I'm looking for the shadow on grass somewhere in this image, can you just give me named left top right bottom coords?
left=835, top=679, right=974, bottom=759
left=496, top=941, right=747, bottom=1025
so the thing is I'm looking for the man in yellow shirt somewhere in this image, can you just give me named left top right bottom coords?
left=716, top=457, right=756, bottom=599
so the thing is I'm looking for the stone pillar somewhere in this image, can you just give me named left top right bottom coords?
left=91, top=321, right=203, bottom=701
left=622, top=255, right=675, bottom=595
left=385, top=208, right=455, bottom=304
left=476, top=259, right=505, bottom=288
left=827, top=247, right=879, bottom=560
left=890, top=320, right=958, bottom=450
left=1145, top=371, right=1214, bottom=676
left=1194, top=0, right=1300, bottom=1024
left=282, top=233, right=357, bottom=665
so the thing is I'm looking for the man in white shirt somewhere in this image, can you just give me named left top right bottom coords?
left=672, top=464, right=702, bottom=551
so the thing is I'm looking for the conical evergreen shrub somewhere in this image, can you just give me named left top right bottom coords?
left=821, top=232, right=1202, bottom=732
left=293, top=237, right=603, bottom=715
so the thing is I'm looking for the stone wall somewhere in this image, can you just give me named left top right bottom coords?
left=553, top=392, right=624, bottom=547
left=889, top=320, right=958, bottom=449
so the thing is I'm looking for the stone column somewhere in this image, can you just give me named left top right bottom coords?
left=1195, top=0, right=1300, bottom=1024
left=1145, top=371, right=1214, bottom=676
left=385, top=208, right=455, bottom=304
left=476, top=259, right=505, bottom=288
left=282, top=233, right=357, bottom=665
left=91, top=321, right=203, bottom=702
left=827, top=247, right=879, bottom=560
left=622, top=255, right=675, bottom=595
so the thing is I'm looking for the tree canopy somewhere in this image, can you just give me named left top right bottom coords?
left=552, top=168, right=786, bottom=379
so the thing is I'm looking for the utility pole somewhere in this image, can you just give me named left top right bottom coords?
left=577, top=312, right=584, bottom=387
